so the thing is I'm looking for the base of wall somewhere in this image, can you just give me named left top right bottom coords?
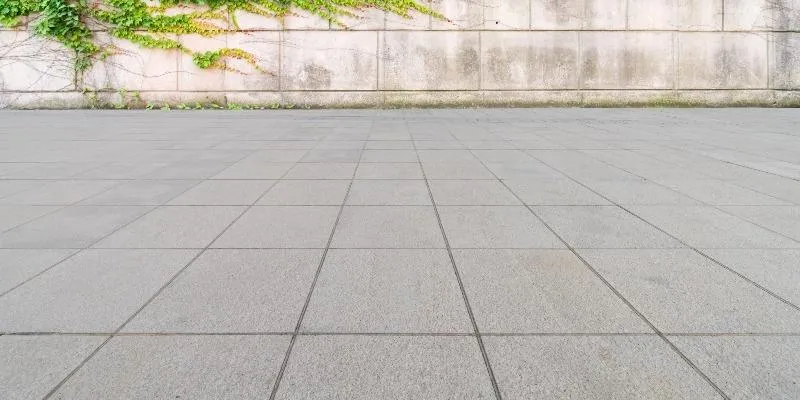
left=2, top=90, right=799, bottom=109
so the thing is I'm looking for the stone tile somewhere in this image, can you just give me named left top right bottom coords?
left=300, top=149, right=362, bottom=163
left=0, top=249, right=196, bottom=331
left=361, top=150, right=418, bottom=163
left=0, top=180, right=121, bottom=205
left=94, top=206, right=244, bottom=248
left=0, top=180, right=47, bottom=199
left=364, top=140, right=414, bottom=150
left=168, top=180, right=274, bottom=205
left=658, top=179, right=789, bottom=205
left=0, top=335, right=107, bottom=400
left=284, top=163, right=356, bottom=179
left=214, top=206, right=340, bottom=248
left=454, top=249, right=648, bottom=333
left=346, top=180, right=431, bottom=205
left=302, top=249, right=471, bottom=333
left=485, top=336, right=721, bottom=399
left=579, top=249, right=800, bottom=333
left=124, top=249, right=322, bottom=332
left=211, top=161, right=294, bottom=179
left=274, top=336, right=494, bottom=400
left=258, top=180, right=350, bottom=205
left=584, top=179, right=701, bottom=205
left=719, top=206, right=800, bottom=241
left=0, top=249, right=76, bottom=294
left=702, top=249, right=800, bottom=305
left=355, top=163, right=424, bottom=179
left=534, top=206, right=683, bottom=248
left=439, top=206, right=564, bottom=248
left=629, top=206, right=800, bottom=248
left=485, top=161, right=566, bottom=180
left=332, top=206, right=444, bottom=248
left=144, top=161, right=233, bottom=180
left=0, top=206, right=150, bottom=249
left=417, top=149, right=477, bottom=163
left=429, top=180, right=520, bottom=205
left=51, top=335, right=290, bottom=399
left=671, top=336, right=800, bottom=400
left=504, top=179, right=609, bottom=205
left=0, top=205, right=60, bottom=231
left=422, top=162, right=495, bottom=179
left=81, top=180, right=199, bottom=205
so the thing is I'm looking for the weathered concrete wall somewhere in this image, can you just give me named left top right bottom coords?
left=1, top=0, right=799, bottom=108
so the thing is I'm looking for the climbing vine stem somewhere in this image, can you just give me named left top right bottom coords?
left=0, top=0, right=443, bottom=71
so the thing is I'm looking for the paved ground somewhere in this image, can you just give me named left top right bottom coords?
left=1, top=109, right=799, bottom=399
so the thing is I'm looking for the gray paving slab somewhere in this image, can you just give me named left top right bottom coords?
left=124, top=249, right=322, bottom=332
left=719, top=206, right=800, bottom=242
left=274, top=336, right=495, bottom=400
left=214, top=206, right=340, bottom=248
left=0, top=205, right=61, bottom=231
left=51, top=335, right=290, bottom=399
left=439, top=206, right=564, bottom=248
left=0, top=180, right=121, bottom=205
left=583, top=179, right=702, bottom=205
left=284, top=163, right=356, bottom=179
left=346, top=180, right=431, bottom=205
left=364, top=140, right=414, bottom=150
left=670, top=336, right=800, bottom=400
left=0, top=249, right=197, bottom=332
left=94, top=206, right=245, bottom=248
left=168, top=180, right=274, bottom=205
left=429, top=180, right=520, bottom=205
left=80, top=180, right=199, bottom=205
left=0, top=205, right=151, bottom=248
left=301, top=249, right=471, bottom=333
left=485, top=336, right=722, bottom=399
left=657, top=179, right=791, bottom=205
left=0, top=249, right=76, bottom=294
left=300, top=149, right=362, bottom=162
left=504, top=178, right=609, bottom=205
left=702, top=249, right=800, bottom=305
left=454, top=249, right=649, bottom=333
left=0, top=335, right=107, bottom=400
left=578, top=249, right=800, bottom=333
left=361, top=150, right=418, bottom=162
left=211, top=160, right=294, bottom=179
left=0, top=180, right=48, bottom=199
left=629, top=206, right=800, bottom=248
left=331, top=206, right=445, bottom=248
left=257, top=180, right=350, bottom=205
left=534, top=205, right=684, bottom=248
left=355, top=163, right=424, bottom=179
left=422, top=161, right=496, bottom=179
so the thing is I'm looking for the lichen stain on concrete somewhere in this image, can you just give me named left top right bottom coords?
left=297, top=63, right=332, bottom=90
left=486, top=45, right=577, bottom=87
left=456, top=45, right=479, bottom=77
left=413, top=46, right=448, bottom=88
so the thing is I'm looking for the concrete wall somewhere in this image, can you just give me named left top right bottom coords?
left=1, top=0, right=799, bottom=108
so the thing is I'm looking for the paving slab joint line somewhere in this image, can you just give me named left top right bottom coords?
left=267, top=127, right=369, bottom=400
left=411, top=123, right=504, bottom=400
left=38, top=150, right=290, bottom=400
left=569, top=148, right=800, bottom=312
left=463, top=137, right=731, bottom=400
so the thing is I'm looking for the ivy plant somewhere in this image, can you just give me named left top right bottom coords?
left=0, top=0, right=443, bottom=71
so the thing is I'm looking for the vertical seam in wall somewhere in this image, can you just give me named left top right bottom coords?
left=277, top=30, right=283, bottom=98
left=478, top=31, right=482, bottom=91
left=672, top=31, right=678, bottom=92
left=721, top=0, right=725, bottom=31
left=577, top=31, right=583, bottom=94
left=625, top=0, right=630, bottom=30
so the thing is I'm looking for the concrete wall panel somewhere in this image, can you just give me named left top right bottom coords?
left=483, top=0, right=531, bottom=30
left=379, top=31, right=480, bottom=90
left=82, top=33, right=178, bottom=92
left=583, top=0, right=626, bottom=29
left=678, top=0, right=723, bottom=30
left=225, top=32, right=280, bottom=91
left=0, top=31, right=75, bottom=92
left=772, top=33, right=800, bottom=89
left=724, top=0, right=772, bottom=30
left=431, top=0, right=484, bottom=30
left=677, top=32, right=769, bottom=89
left=531, top=0, right=583, bottom=29
left=281, top=31, right=378, bottom=91
left=581, top=32, right=675, bottom=89
left=628, top=0, right=678, bottom=30
left=481, top=31, right=579, bottom=89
